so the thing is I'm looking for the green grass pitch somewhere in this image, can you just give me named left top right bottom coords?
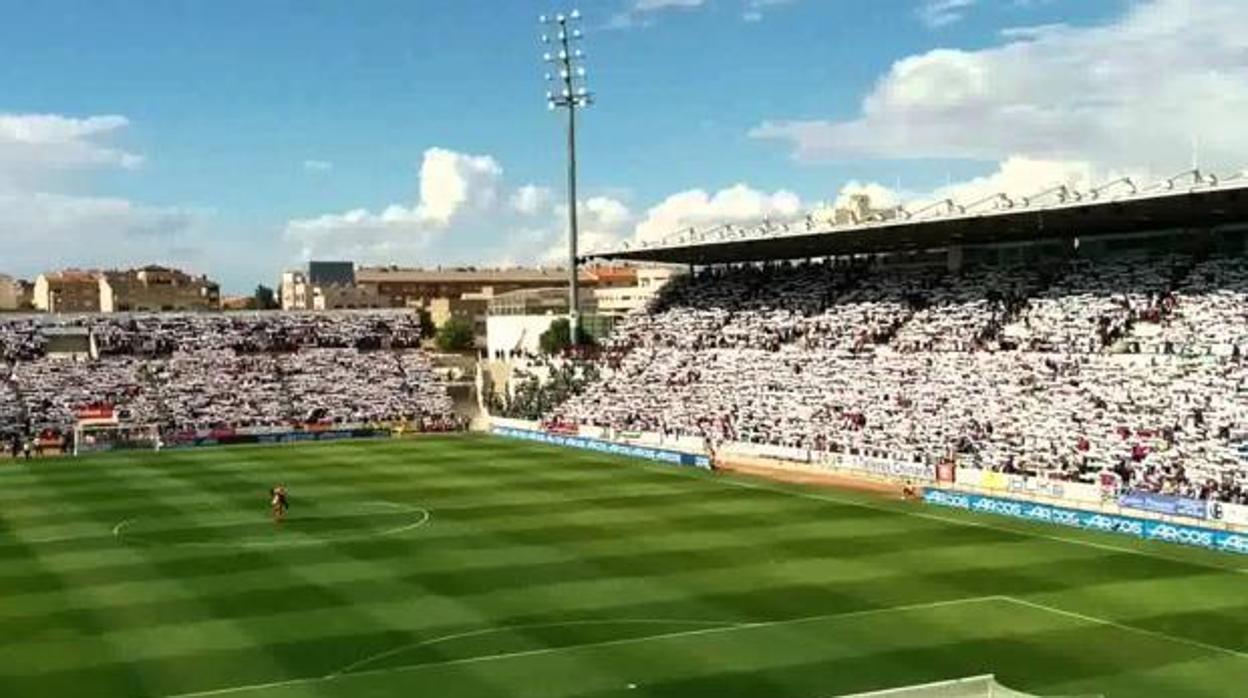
left=1, top=435, right=1245, bottom=697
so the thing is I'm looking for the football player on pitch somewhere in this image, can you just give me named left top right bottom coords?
left=269, top=484, right=289, bottom=522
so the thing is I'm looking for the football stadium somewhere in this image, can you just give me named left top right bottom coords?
left=4, top=172, right=1248, bottom=697
left=5, top=3, right=1248, bottom=697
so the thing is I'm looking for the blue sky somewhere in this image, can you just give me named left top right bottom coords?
left=3, top=0, right=1245, bottom=292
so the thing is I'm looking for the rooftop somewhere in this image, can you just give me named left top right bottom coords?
left=357, top=267, right=589, bottom=284
left=589, top=169, right=1248, bottom=265
left=44, top=270, right=101, bottom=284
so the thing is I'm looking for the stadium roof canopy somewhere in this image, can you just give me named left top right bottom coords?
left=356, top=267, right=577, bottom=284
left=586, top=170, right=1248, bottom=266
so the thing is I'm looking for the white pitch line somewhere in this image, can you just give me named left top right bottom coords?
left=159, top=595, right=1004, bottom=698
left=1000, top=596, right=1247, bottom=660
left=112, top=506, right=431, bottom=549
left=1, top=503, right=428, bottom=550
left=327, top=617, right=746, bottom=678
left=0, top=532, right=111, bottom=547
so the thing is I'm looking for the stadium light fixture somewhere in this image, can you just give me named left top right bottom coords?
left=1142, top=168, right=1199, bottom=193
left=540, top=8, right=593, bottom=344
left=961, top=192, right=1014, bottom=214
left=1085, top=178, right=1135, bottom=202
left=908, top=198, right=959, bottom=221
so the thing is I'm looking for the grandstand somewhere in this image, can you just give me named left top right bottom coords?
left=554, top=171, right=1248, bottom=505
left=4, top=173, right=1248, bottom=697
left=0, top=311, right=461, bottom=449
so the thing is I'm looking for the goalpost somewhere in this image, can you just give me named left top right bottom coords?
left=836, top=675, right=1098, bottom=698
left=73, top=423, right=163, bottom=456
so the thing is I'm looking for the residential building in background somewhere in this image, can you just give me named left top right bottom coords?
left=220, top=295, right=255, bottom=311
left=307, top=261, right=356, bottom=288
left=280, top=267, right=383, bottom=310
left=33, top=266, right=219, bottom=313
left=808, top=193, right=901, bottom=227
left=593, top=266, right=682, bottom=317
left=34, top=270, right=104, bottom=313
left=15, top=280, right=34, bottom=310
left=311, top=284, right=385, bottom=310
left=280, top=271, right=311, bottom=310
left=0, top=274, right=18, bottom=310
left=428, top=292, right=491, bottom=346
left=485, top=287, right=602, bottom=359
left=356, top=266, right=594, bottom=309
left=484, top=266, right=681, bottom=357
left=587, top=266, right=636, bottom=290
left=101, top=266, right=220, bottom=312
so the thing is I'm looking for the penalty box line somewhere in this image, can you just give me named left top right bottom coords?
left=998, top=595, right=1247, bottom=660
left=694, top=469, right=1246, bottom=659
left=160, top=595, right=1003, bottom=698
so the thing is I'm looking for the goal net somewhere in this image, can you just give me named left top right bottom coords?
left=73, top=423, right=163, bottom=456
left=836, top=675, right=1095, bottom=698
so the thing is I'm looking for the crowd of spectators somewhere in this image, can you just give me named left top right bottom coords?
left=1, top=312, right=456, bottom=440
left=553, top=253, right=1248, bottom=504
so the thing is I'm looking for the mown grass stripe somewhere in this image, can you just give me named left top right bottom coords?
left=1000, top=596, right=1248, bottom=659
left=2, top=437, right=1244, bottom=698
left=160, top=596, right=1006, bottom=698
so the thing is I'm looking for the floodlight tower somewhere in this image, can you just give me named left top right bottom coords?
left=540, top=9, right=592, bottom=344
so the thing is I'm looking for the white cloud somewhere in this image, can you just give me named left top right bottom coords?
left=302, top=159, right=333, bottom=174
left=611, top=0, right=796, bottom=28
left=287, top=147, right=504, bottom=257
left=820, top=157, right=1143, bottom=222
left=511, top=185, right=554, bottom=215
left=0, top=112, right=239, bottom=283
left=286, top=147, right=607, bottom=267
left=542, top=196, right=636, bottom=263
left=0, top=113, right=142, bottom=190
left=634, top=0, right=704, bottom=10
left=609, top=0, right=707, bottom=29
left=633, top=184, right=804, bottom=244
left=614, top=0, right=797, bottom=27
left=916, top=0, right=977, bottom=29
left=743, top=0, right=796, bottom=22
left=416, top=148, right=502, bottom=223
left=752, top=0, right=1248, bottom=177
left=833, top=181, right=903, bottom=210
left=285, top=146, right=813, bottom=265
left=0, top=190, right=214, bottom=272
left=293, top=150, right=1105, bottom=262
left=929, top=157, right=1105, bottom=203
left=585, top=196, right=633, bottom=228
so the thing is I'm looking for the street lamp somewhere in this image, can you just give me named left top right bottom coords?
left=540, top=9, right=592, bottom=344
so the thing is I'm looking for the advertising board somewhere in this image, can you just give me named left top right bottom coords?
left=1206, top=500, right=1248, bottom=528
left=492, top=426, right=712, bottom=470
left=923, top=490, right=1248, bottom=555
left=74, top=405, right=116, bottom=421
left=1118, top=491, right=1208, bottom=520
left=824, top=453, right=934, bottom=482
left=168, top=427, right=389, bottom=449
left=953, top=468, right=1102, bottom=505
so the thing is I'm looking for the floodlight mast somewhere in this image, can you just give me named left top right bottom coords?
left=540, top=10, right=592, bottom=344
